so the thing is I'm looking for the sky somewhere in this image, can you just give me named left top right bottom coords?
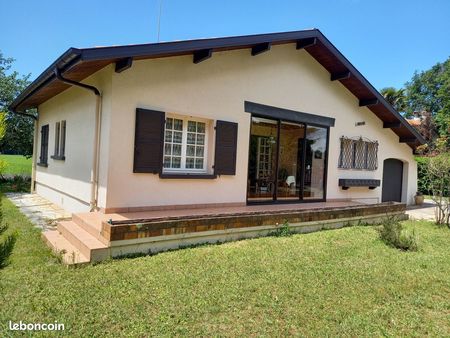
left=1, top=0, right=449, bottom=90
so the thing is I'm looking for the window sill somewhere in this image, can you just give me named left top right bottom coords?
left=37, top=162, right=48, bottom=167
left=159, top=173, right=217, bottom=179
left=51, top=155, right=66, bottom=161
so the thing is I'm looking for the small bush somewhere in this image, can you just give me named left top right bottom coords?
left=0, top=199, right=18, bottom=268
left=0, top=175, right=31, bottom=193
left=0, top=159, right=8, bottom=179
left=270, top=221, right=292, bottom=237
left=416, top=156, right=431, bottom=195
left=379, top=218, right=418, bottom=251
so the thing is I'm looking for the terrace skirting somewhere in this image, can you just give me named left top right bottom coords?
left=104, top=202, right=407, bottom=257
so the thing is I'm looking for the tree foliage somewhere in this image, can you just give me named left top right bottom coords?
left=424, top=152, right=450, bottom=227
left=0, top=51, right=34, bottom=157
left=405, top=57, right=450, bottom=138
left=380, top=87, right=406, bottom=113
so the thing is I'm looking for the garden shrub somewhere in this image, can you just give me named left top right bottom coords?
left=0, top=175, right=31, bottom=193
left=270, top=221, right=292, bottom=237
left=426, top=153, right=450, bottom=227
left=416, top=156, right=431, bottom=195
left=0, top=231, right=17, bottom=268
left=0, top=199, right=17, bottom=268
left=379, top=217, right=418, bottom=251
left=0, top=159, right=8, bottom=179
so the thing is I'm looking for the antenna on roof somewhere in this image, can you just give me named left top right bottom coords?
left=157, top=0, right=164, bottom=42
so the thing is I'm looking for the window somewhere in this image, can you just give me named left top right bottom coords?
left=51, top=120, right=66, bottom=160
left=338, top=136, right=378, bottom=170
left=38, top=125, right=49, bottom=166
left=163, top=116, right=207, bottom=172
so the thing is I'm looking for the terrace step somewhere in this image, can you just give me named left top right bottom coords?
left=57, top=221, right=109, bottom=262
left=42, top=230, right=89, bottom=265
left=71, top=213, right=109, bottom=245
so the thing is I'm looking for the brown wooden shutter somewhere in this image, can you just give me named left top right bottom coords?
left=60, top=120, right=66, bottom=157
left=214, top=120, right=238, bottom=175
left=54, top=122, right=60, bottom=156
left=40, top=124, right=49, bottom=165
left=133, top=108, right=165, bottom=173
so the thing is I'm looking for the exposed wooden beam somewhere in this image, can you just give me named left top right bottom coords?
left=399, top=137, right=417, bottom=143
left=251, top=42, right=271, bottom=56
left=193, top=49, right=212, bottom=64
left=359, top=98, right=379, bottom=107
left=383, top=121, right=401, bottom=128
left=331, top=71, right=351, bottom=81
left=296, top=37, right=317, bottom=50
left=115, top=57, right=133, bottom=73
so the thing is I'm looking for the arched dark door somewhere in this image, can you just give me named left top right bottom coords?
left=382, top=159, right=403, bottom=202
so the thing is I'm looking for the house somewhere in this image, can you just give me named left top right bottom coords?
left=10, top=30, right=424, bottom=263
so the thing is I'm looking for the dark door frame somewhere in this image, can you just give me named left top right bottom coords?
left=246, top=113, right=330, bottom=205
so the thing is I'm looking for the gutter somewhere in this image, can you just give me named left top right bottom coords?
left=54, top=69, right=102, bottom=211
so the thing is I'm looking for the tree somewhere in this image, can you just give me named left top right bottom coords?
left=0, top=51, right=34, bottom=157
left=380, top=87, right=407, bottom=113
left=424, top=152, right=450, bottom=228
left=405, top=57, right=450, bottom=138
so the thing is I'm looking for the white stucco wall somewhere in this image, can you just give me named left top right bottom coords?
left=34, top=43, right=417, bottom=213
left=104, top=43, right=417, bottom=210
left=35, top=66, right=112, bottom=213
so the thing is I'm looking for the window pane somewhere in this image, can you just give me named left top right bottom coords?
left=187, top=133, right=196, bottom=144
left=188, top=121, right=196, bottom=132
left=196, top=134, right=205, bottom=145
left=173, top=131, right=183, bottom=143
left=186, top=157, right=195, bottom=168
left=186, top=145, right=195, bottom=156
left=163, top=156, right=171, bottom=168
left=165, top=131, right=172, bottom=142
left=164, top=143, right=172, bottom=155
left=197, top=122, right=205, bottom=133
left=172, top=157, right=181, bottom=168
left=166, top=118, right=173, bottom=130
left=173, top=119, right=183, bottom=131
left=195, top=158, right=203, bottom=169
left=354, top=139, right=365, bottom=169
left=196, top=146, right=204, bottom=157
left=172, top=144, right=181, bottom=156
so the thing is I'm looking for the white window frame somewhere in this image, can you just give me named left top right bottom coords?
left=163, top=114, right=209, bottom=173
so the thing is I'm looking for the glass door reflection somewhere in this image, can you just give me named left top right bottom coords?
left=247, top=117, right=278, bottom=201
left=303, top=126, right=327, bottom=200
left=277, top=122, right=305, bottom=200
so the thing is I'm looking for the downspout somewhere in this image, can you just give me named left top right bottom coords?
left=31, top=114, right=39, bottom=192
left=54, top=69, right=102, bottom=211
left=9, top=110, right=38, bottom=192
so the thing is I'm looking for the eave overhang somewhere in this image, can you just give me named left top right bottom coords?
left=9, top=29, right=425, bottom=148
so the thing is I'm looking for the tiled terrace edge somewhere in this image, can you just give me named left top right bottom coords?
left=102, top=202, right=406, bottom=242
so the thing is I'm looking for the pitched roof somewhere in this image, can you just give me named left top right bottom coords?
left=9, top=29, right=425, bottom=148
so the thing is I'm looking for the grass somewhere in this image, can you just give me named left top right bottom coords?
left=0, top=155, right=32, bottom=176
left=1, top=197, right=450, bottom=336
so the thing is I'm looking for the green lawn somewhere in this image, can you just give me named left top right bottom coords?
left=1, top=196, right=450, bottom=336
left=0, top=154, right=32, bottom=176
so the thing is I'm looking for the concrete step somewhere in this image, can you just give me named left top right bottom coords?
left=72, top=213, right=109, bottom=245
left=57, top=221, right=110, bottom=262
left=42, top=230, right=89, bottom=265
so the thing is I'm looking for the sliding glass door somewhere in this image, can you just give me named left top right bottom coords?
left=277, top=122, right=305, bottom=200
left=247, top=117, right=278, bottom=201
left=247, top=116, right=328, bottom=203
left=303, top=126, right=327, bottom=200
